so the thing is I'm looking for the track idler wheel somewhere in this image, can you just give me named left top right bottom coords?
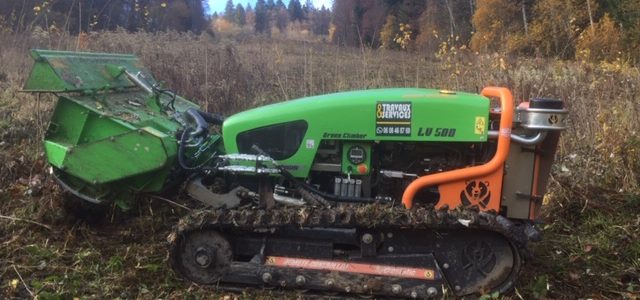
left=174, top=230, right=232, bottom=284
left=437, top=232, right=521, bottom=296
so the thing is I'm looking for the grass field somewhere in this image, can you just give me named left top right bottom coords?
left=0, top=30, right=639, bottom=299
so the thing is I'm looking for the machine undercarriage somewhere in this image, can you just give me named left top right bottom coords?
left=169, top=205, right=527, bottom=298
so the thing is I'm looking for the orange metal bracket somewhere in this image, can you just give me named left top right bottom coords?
left=401, top=87, right=514, bottom=209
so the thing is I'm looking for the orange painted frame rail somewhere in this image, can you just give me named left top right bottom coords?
left=401, top=87, right=514, bottom=209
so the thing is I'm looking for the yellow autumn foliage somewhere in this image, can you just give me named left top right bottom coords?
left=470, top=0, right=521, bottom=53
left=576, top=14, right=623, bottom=62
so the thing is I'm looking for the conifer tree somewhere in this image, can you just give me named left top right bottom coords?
left=275, top=7, right=289, bottom=32
left=267, top=0, right=276, bottom=10
left=225, top=0, right=236, bottom=22
left=303, top=0, right=314, bottom=18
left=311, top=5, right=331, bottom=35
left=254, top=0, right=270, bottom=34
left=236, top=3, right=247, bottom=26
left=288, top=0, right=304, bottom=22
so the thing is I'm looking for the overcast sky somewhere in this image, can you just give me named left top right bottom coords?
left=208, top=0, right=333, bottom=13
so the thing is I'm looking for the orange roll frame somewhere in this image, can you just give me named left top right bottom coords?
left=401, top=87, right=514, bottom=209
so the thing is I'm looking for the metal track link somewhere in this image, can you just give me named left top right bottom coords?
left=169, top=204, right=533, bottom=250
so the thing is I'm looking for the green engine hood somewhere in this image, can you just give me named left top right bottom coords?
left=222, top=88, right=490, bottom=177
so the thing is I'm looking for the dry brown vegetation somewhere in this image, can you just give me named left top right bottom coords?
left=0, top=31, right=639, bottom=299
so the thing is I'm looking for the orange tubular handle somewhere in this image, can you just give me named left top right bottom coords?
left=401, top=87, right=514, bottom=209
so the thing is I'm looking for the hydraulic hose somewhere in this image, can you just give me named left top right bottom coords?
left=178, top=128, right=198, bottom=170
left=184, top=108, right=209, bottom=136
left=178, top=109, right=224, bottom=171
left=196, top=110, right=225, bottom=126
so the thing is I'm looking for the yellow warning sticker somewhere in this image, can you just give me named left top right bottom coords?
left=475, top=116, right=486, bottom=135
left=424, top=270, right=435, bottom=279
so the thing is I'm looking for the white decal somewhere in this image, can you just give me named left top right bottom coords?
left=306, top=139, right=315, bottom=149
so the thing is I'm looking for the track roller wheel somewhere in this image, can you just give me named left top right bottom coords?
left=174, top=230, right=232, bottom=284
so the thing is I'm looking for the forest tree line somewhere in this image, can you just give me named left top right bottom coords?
left=214, top=0, right=331, bottom=37
left=2, top=0, right=640, bottom=62
left=0, top=0, right=208, bottom=33
left=217, top=0, right=640, bottom=61
left=327, top=0, right=640, bottom=61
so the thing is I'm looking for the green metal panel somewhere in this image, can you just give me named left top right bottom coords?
left=46, top=97, right=91, bottom=145
left=43, top=140, right=68, bottom=168
left=23, top=49, right=142, bottom=92
left=61, top=127, right=176, bottom=184
left=223, top=88, right=490, bottom=177
left=78, top=113, right=133, bottom=143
